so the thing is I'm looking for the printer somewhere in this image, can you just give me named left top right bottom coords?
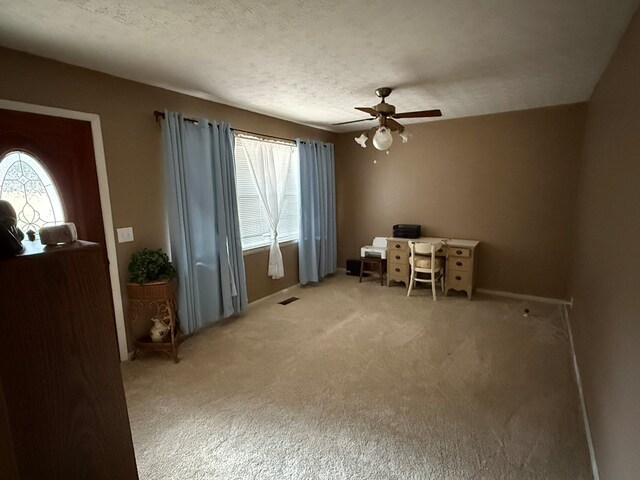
left=361, top=237, right=387, bottom=259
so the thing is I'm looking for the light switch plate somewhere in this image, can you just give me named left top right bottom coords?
left=116, top=227, right=134, bottom=243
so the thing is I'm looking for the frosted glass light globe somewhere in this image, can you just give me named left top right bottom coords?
left=354, top=133, right=368, bottom=148
left=372, top=126, right=393, bottom=150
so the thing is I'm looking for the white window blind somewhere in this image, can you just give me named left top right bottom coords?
left=234, top=136, right=299, bottom=251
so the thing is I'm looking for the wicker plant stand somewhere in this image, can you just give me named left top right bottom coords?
left=126, top=280, right=182, bottom=363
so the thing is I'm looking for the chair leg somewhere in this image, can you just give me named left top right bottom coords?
left=379, top=261, right=384, bottom=286
left=407, top=276, right=414, bottom=297
left=359, top=259, right=364, bottom=283
left=432, top=278, right=437, bottom=301
left=440, top=274, right=445, bottom=292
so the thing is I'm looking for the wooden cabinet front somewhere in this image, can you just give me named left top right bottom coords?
left=0, top=241, right=138, bottom=479
left=444, top=244, right=478, bottom=300
left=387, top=239, right=411, bottom=286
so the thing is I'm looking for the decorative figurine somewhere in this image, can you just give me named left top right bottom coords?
left=0, top=200, right=24, bottom=257
left=150, top=316, right=170, bottom=343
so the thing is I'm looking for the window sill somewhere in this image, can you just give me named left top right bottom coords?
left=242, top=239, right=298, bottom=257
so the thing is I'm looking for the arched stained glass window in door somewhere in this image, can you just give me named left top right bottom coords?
left=0, top=150, right=65, bottom=232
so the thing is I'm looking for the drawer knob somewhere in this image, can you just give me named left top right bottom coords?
left=395, top=244, right=401, bottom=249
left=395, top=255, right=400, bottom=260
left=456, top=261, right=462, bottom=266
left=395, top=268, right=400, bottom=272
left=455, top=275, right=462, bottom=281
left=456, top=250, right=462, bottom=255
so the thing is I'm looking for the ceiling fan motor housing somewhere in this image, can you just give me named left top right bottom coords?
left=375, top=102, right=395, bottom=115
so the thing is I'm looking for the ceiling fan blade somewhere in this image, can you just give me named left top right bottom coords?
left=332, top=118, right=376, bottom=126
left=355, top=107, right=378, bottom=116
left=386, top=118, right=404, bottom=132
left=385, top=117, right=404, bottom=132
left=392, top=109, right=442, bottom=119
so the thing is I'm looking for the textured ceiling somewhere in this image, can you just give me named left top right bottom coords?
left=0, top=0, right=638, bottom=132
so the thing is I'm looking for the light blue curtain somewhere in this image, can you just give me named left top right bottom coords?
left=162, top=111, right=248, bottom=334
left=297, top=139, right=337, bottom=284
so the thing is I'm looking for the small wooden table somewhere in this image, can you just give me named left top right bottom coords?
left=359, top=257, right=387, bottom=286
left=126, top=280, right=182, bottom=363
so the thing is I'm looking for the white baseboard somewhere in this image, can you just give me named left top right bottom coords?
left=476, top=288, right=570, bottom=305
left=562, top=305, right=600, bottom=480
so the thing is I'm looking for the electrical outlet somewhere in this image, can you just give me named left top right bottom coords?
left=116, top=227, right=134, bottom=243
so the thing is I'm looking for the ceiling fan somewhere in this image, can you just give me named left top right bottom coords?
left=334, top=87, right=442, bottom=151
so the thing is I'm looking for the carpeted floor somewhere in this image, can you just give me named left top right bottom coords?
left=121, top=274, right=592, bottom=479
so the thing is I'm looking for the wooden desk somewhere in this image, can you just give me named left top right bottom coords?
left=386, top=237, right=480, bottom=299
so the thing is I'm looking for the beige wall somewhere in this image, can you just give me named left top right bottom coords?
left=0, top=48, right=588, bottom=308
left=569, top=9, right=640, bottom=480
left=335, top=104, right=587, bottom=299
left=0, top=47, right=335, bottom=330
left=244, top=243, right=299, bottom=303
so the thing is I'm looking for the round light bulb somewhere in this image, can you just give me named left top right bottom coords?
left=372, top=126, right=393, bottom=150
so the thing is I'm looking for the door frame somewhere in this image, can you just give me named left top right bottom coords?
left=0, top=99, right=128, bottom=361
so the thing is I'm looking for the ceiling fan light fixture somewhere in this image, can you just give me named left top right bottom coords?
left=339, top=88, right=442, bottom=153
left=354, top=133, right=368, bottom=148
left=372, top=126, right=393, bottom=151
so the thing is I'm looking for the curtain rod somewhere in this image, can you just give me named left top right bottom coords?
left=153, top=110, right=299, bottom=145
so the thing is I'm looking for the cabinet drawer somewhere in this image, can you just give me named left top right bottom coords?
left=448, top=256, right=471, bottom=272
left=388, top=240, right=409, bottom=252
left=388, top=263, right=408, bottom=278
left=448, top=247, right=470, bottom=258
left=388, top=251, right=409, bottom=264
left=447, top=270, right=471, bottom=289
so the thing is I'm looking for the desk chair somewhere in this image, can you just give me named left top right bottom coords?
left=407, top=241, right=445, bottom=301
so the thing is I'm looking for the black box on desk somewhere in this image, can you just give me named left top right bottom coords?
left=346, top=259, right=361, bottom=276
left=393, top=224, right=421, bottom=238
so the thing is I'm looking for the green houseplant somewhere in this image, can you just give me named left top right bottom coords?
left=128, top=248, right=176, bottom=284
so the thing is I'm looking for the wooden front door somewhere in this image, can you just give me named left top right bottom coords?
left=0, top=108, right=106, bottom=246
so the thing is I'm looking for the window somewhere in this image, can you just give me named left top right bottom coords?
left=0, top=150, right=65, bottom=232
left=233, top=136, right=299, bottom=251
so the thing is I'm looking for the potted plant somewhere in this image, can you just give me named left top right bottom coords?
left=128, top=248, right=175, bottom=283
left=126, top=248, right=181, bottom=360
left=126, top=248, right=176, bottom=300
